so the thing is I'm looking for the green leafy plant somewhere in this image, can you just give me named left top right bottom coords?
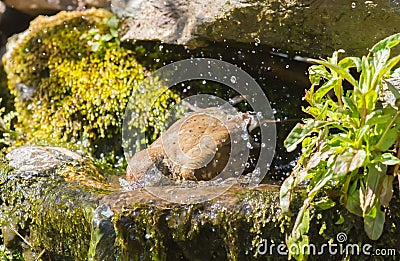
left=80, top=15, right=120, bottom=52
left=280, top=33, right=400, bottom=260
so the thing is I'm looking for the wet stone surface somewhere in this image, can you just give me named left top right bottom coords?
left=1, top=146, right=399, bottom=260
left=113, top=0, right=400, bottom=57
left=6, top=146, right=85, bottom=176
left=2, top=0, right=110, bottom=15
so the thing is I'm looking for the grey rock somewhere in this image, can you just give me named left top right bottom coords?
left=3, top=0, right=110, bottom=15
left=112, top=0, right=400, bottom=57
left=4, top=146, right=108, bottom=189
left=6, top=145, right=85, bottom=177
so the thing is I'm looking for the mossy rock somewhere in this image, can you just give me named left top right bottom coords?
left=0, top=146, right=110, bottom=260
left=101, top=188, right=400, bottom=260
left=115, top=0, right=400, bottom=58
left=2, top=8, right=179, bottom=168
left=1, top=146, right=399, bottom=260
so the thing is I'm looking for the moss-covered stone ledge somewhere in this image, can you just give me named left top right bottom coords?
left=0, top=146, right=111, bottom=260
left=101, top=187, right=400, bottom=260
left=1, top=146, right=400, bottom=260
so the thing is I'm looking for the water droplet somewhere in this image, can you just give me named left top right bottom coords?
left=285, top=64, right=290, bottom=69
left=351, top=2, right=356, bottom=8
left=145, top=233, right=151, bottom=239
left=254, top=37, right=260, bottom=44
left=246, top=142, right=253, bottom=149
left=230, top=76, right=237, bottom=84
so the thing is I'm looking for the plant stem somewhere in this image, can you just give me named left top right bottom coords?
left=360, top=95, right=367, bottom=126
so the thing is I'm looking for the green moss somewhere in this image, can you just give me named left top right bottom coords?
left=2, top=9, right=180, bottom=168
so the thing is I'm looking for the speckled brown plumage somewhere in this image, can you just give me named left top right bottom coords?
left=126, top=107, right=252, bottom=184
